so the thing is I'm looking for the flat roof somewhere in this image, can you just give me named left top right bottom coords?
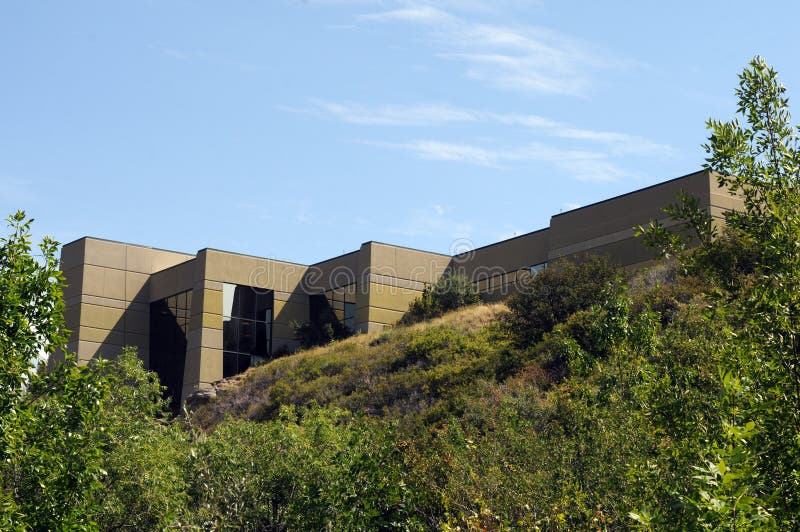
left=452, top=227, right=549, bottom=258
left=551, top=169, right=707, bottom=219
left=201, top=247, right=308, bottom=268
left=365, top=240, right=451, bottom=258
left=309, top=249, right=360, bottom=268
left=61, top=235, right=194, bottom=258
left=63, top=170, right=708, bottom=270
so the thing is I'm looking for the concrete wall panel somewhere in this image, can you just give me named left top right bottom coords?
left=124, top=309, right=149, bottom=336
left=202, top=249, right=307, bottom=291
left=79, top=325, right=124, bottom=346
left=549, top=170, right=712, bottom=256
left=60, top=239, right=86, bottom=271
left=62, top=265, right=84, bottom=301
left=79, top=303, right=125, bottom=331
left=200, top=312, right=223, bottom=330
left=367, top=283, right=421, bottom=318
left=149, top=260, right=195, bottom=301
left=125, top=271, right=149, bottom=303
left=84, top=239, right=126, bottom=270
left=368, top=307, right=405, bottom=326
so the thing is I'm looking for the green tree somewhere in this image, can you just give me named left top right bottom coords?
left=504, top=257, right=620, bottom=349
left=635, top=56, right=800, bottom=528
left=87, top=348, right=192, bottom=530
left=0, top=211, right=78, bottom=527
left=0, top=211, right=110, bottom=528
left=189, top=407, right=423, bottom=530
left=702, top=56, right=800, bottom=528
left=0, top=211, right=66, bottom=438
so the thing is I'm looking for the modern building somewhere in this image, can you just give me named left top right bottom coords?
left=59, top=169, right=742, bottom=406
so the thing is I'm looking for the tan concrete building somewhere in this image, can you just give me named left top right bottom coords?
left=60, top=169, right=741, bottom=406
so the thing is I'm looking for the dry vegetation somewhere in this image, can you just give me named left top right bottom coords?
left=192, top=303, right=508, bottom=428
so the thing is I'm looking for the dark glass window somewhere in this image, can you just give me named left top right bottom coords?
left=223, top=352, right=237, bottom=378
left=222, top=284, right=274, bottom=378
left=320, top=282, right=357, bottom=332
left=149, top=289, right=192, bottom=412
left=344, top=302, right=356, bottom=330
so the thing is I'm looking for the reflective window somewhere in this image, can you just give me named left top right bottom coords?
left=222, top=284, right=273, bottom=378
left=343, top=302, right=356, bottom=330
left=149, top=289, right=193, bottom=412
left=320, top=282, right=356, bottom=331
left=530, top=262, right=548, bottom=276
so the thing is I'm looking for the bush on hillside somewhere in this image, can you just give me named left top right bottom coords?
left=504, top=256, right=621, bottom=350
left=189, top=407, right=424, bottom=530
left=291, top=303, right=352, bottom=349
left=400, top=272, right=480, bottom=325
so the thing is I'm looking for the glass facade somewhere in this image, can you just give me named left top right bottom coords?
left=149, top=289, right=192, bottom=412
left=530, top=262, right=547, bottom=275
left=324, top=282, right=357, bottom=331
left=222, top=283, right=273, bottom=378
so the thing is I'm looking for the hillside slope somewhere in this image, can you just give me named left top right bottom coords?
left=192, top=303, right=508, bottom=428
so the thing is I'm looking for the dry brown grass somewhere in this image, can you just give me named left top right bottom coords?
left=190, top=303, right=508, bottom=428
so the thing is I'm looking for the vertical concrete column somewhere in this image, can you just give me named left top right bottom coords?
left=65, top=239, right=129, bottom=362
left=355, top=243, right=373, bottom=333
left=61, top=239, right=87, bottom=361
left=60, top=237, right=194, bottom=366
left=182, top=251, right=224, bottom=402
left=123, top=244, right=154, bottom=367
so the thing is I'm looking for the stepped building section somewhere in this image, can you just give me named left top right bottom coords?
left=60, top=170, right=741, bottom=405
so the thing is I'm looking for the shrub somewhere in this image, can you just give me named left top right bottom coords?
left=401, top=273, right=480, bottom=325
left=188, top=407, right=425, bottom=530
left=291, top=303, right=352, bottom=349
left=504, top=257, right=620, bottom=349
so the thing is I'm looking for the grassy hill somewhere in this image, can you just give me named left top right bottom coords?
left=192, top=303, right=509, bottom=428
left=180, top=256, right=744, bottom=529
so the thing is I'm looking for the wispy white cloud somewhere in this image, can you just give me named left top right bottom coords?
left=357, top=139, right=503, bottom=167
left=295, top=100, right=673, bottom=157
left=555, top=158, right=628, bottom=183
left=355, top=1, right=623, bottom=96
left=404, top=140, right=503, bottom=166
left=362, top=139, right=630, bottom=182
left=306, top=99, right=479, bottom=126
left=357, top=5, right=453, bottom=24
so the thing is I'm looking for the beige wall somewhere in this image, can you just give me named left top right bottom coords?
left=307, top=250, right=360, bottom=292
left=180, top=249, right=310, bottom=401
left=450, top=228, right=550, bottom=300
left=442, top=170, right=742, bottom=301
left=61, top=237, right=193, bottom=365
left=360, top=241, right=452, bottom=331
left=548, top=170, right=714, bottom=265
left=59, top=169, right=748, bottom=406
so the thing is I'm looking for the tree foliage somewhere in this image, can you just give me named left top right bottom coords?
left=0, top=211, right=66, bottom=431
left=504, top=256, right=620, bottom=349
left=0, top=211, right=108, bottom=529
left=634, top=56, right=800, bottom=528
left=0, top=214, right=178, bottom=529
left=400, top=272, right=481, bottom=325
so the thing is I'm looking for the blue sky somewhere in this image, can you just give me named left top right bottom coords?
left=2, top=1, right=798, bottom=264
